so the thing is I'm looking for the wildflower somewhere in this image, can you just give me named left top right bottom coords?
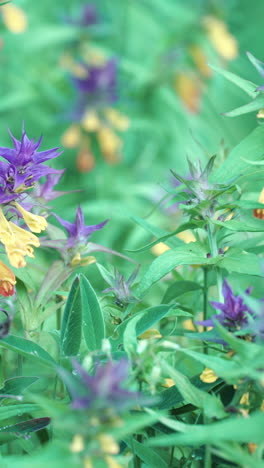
left=1, top=4, right=27, bottom=34
left=174, top=72, right=201, bottom=113
left=0, top=128, right=62, bottom=195
left=13, top=202, right=47, bottom=233
left=200, top=368, right=218, bottom=383
left=33, top=170, right=67, bottom=203
left=55, top=205, right=108, bottom=249
left=0, top=208, right=40, bottom=268
left=196, top=280, right=253, bottom=331
left=253, top=187, right=264, bottom=219
left=203, top=16, right=238, bottom=61
left=100, top=265, right=140, bottom=307
left=0, top=260, right=16, bottom=297
left=60, top=359, right=143, bottom=412
left=72, top=59, right=118, bottom=110
left=67, top=4, right=98, bottom=27
left=62, top=56, right=129, bottom=167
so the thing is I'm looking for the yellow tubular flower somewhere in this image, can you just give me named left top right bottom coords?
left=61, top=124, right=81, bottom=148
left=204, top=16, right=238, bottom=61
left=0, top=210, right=40, bottom=268
left=0, top=260, right=16, bottom=297
left=81, top=110, right=101, bottom=132
left=200, top=367, right=218, bottom=383
left=14, top=203, right=48, bottom=233
left=1, top=4, right=27, bottom=34
left=97, top=126, right=122, bottom=163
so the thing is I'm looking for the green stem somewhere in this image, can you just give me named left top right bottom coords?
left=169, top=446, right=175, bottom=467
left=203, top=267, right=208, bottom=354
left=204, top=444, right=212, bottom=468
left=207, top=221, right=223, bottom=302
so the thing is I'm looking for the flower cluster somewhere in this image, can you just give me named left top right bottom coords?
left=196, top=280, right=254, bottom=332
left=0, top=127, right=62, bottom=295
left=62, top=58, right=129, bottom=170
left=0, top=126, right=112, bottom=298
left=60, top=4, right=129, bottom=170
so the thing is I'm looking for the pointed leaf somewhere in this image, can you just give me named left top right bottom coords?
left=61, top=276, right=82, bottom=356
left=80, top=274, right=105, bottom=352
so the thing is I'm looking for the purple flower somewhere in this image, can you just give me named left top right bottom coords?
left=74, top=4, right=98, bottom=27
left=0, top=128, right=62, bottom=194
left=55, top=205, right=108, bottom=249
left=72, top=59, right=118, bottom=117
left=60, top=359, right=144, bottom=412
left=33, top=170, right=67, bottom=203
left=196, top=280, right=253, bottom=331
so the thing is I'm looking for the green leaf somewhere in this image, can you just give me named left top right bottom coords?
left=126, top=438, right=167, bottom=468
left=224, top=94, right=264, bottom=117
left=0, top=336, right=56, bottom=368
left=80, top=274, right=105, bottom=352
left=210, top=64, right=257, bottom=98
left=162, top=280, right=202, bottom=304
left=160, top=361, right=226, bottom=419
left=130, top=215, right=185, bottom=251
left=211, top=218, right=264, bottom=232
left=147, top=410, right=264, bottom=447
left=136, top=247, right=212, bottom=297
left=0, top=404, right=41, bottom=422
left=60, top=276, right=82, bottom=356
left=219, top=248, right=263, bottom=276
left=0, top=417, right=50, bottom=434
left=211, top=126, right=264, bottom=183
left=111, top=305, right=172, bottom=350
left=157, top=375, right=222, bottom=410
left=0, top=377, right=38, bottom=399
left=127, top=220, right=201, bottom=253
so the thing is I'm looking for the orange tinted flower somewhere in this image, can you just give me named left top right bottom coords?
left=253, top=188, right=264, bottom=219
left=0, top=260, right=16, bottom=297
left=175, top=73, right=201, bottom=113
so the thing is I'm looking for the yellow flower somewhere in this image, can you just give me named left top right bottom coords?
left=0, top=260, right=16, bottom=297
left=162, top=378, right=175, bottom=388
left=61, top=124, right=81, bottom=148
left=81, top=110, right=101, bottom=132
left=97, top=127, right=122, bottom=163
left=257, top=109, right=264, bottom=119
left=70, top=434, right=84, bottom=453
left=70, top=253, right=96, bottom=267
left=204, top=16, right=238, bottom=61
left=189, top=44, right=212, bottom=78
left=97, top=434, right=119, bottom=455
left=1, top=4, right=27, bottom=34
left=240, top=392, right=250, bottom=406
left=151, top=242, right=170, bottom=256
left=253, top=187, right=264, bottom=219
left=200, top=368, right=218, bottom=383
left=14, top=203, right=47, bottom=233
left=138, top=329, right=162, bottom=339
left=177, top=230, right=196, bottom=244
left=174, top=72, right=201, bottom=113
left=104, top=108, right=130, bottom=131
left=0, top=209, right=40, bottom=268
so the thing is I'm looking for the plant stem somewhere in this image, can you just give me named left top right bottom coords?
left=207, top=220, right=223, bottom=301
left=204, top=444, right=212, bottom=468
left=203, top=267, right=208, bottom=354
